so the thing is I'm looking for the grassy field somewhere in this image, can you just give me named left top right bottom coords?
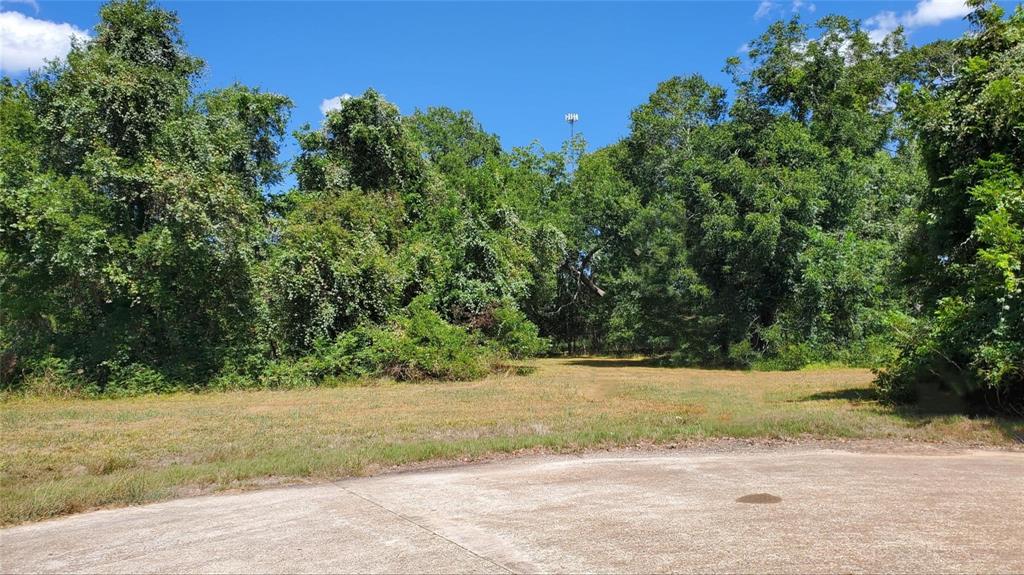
left=2, top=357, right=1021, bottom=525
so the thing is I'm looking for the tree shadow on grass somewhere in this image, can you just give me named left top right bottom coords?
left=800, top=388, right=880, bottom=403
left=891, top=406, right=1024, bottom=443
left=799, top=386, right=966, bottom=415
left=799, top=386, right=1024, bottom=443
left=564, top=358, right=670, bottom=369
left=993, top=420, right=1024, bottom=443
left=563, top=356, right=751, bottom=370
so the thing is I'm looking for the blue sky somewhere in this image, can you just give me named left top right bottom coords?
left=0, top=0, right=996, bottom=164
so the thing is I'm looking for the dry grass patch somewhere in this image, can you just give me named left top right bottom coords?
left=2, top=357, right=1020, bottom=525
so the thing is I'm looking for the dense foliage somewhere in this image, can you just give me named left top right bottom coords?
left=878, top=2, right=1023, bottom=412
left=1, top=0, right=1020, bottom=412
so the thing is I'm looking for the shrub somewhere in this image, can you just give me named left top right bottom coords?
left=251, top=328, right=382, bottom=389
left=372, top=297, right=494, bottom=380
left=754, top=343, right=816, bottom=371
left=16, top=357, right=95, bottom=397
left=725, top=340, right=760, bottom=370
left=878, top=298, right=1024, bottom=414
left=253, top=300, right=497, bottom=387
left=102, top=362, right=174, bottom=396
left=480, top=301, right=548, bottom=358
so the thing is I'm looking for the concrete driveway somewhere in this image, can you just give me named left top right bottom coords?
left=2, top=445, right=1022, bottom=574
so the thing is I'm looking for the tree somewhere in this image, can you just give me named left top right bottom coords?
left=294, top=89, right=427, bottom=210
left=264, top=191, right=401, bottom=354
left=285, top=94, right=548, bottom=360
left=1, top=0, right=291, bottom=389
left=880, top=2, right=1023, bottom=411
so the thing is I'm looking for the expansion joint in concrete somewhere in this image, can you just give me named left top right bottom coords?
left=336, top=484, right=517, bottom=574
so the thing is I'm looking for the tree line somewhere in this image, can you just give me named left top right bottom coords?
left=1, top=0, right=1020, bottom=412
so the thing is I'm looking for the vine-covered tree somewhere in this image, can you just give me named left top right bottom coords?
left=880, top=1, right=1023, bottom=411
left=1, top=0, right=292, bottom=391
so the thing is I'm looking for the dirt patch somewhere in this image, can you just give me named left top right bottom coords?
left=736, top=493, right=782, bottom=504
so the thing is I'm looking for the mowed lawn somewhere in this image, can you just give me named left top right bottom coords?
left=2, top=357, right=1021, bottom=525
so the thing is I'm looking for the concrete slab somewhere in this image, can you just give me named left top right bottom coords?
left=2, top=447, right=1022, bottom=573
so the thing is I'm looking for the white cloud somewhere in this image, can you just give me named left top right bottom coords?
left=905, top=0, right=971, bottom=26
left=319, top=93, right=352, bottom=115
left=754, top=0, right=775, bottom=19
left=865, top=0, right=970, bottom=43
left=756, top=0, right=814, bottom=20
left=0, top=11, right=89, bottom=73
left=866, top=12, right=900, bottom=43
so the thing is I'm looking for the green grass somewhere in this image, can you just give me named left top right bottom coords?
left=2, top=357, right=1020, bottom=526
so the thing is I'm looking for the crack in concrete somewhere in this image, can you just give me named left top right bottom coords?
left=337, top=485, right=517, bottom=574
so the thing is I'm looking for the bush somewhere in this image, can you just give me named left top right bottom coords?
left=754, top=342, right=816, bottom=371
left=372, top=297, right=494, bottom=380
left=252, top=299, right=498, bottom=387
left=877, top=300, right=1024, bottom=414
left=836, top=334, right=901, bottom=369
left=248, top=328, right=381, bottom=389
left=480, top=301, right=548, bottom=358
left=725, top=340, right=760, bottom=370
left=102, top=362, right=174, bottom=396
left=15, top=357, right=94, bottom=397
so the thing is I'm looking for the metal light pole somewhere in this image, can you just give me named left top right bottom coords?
left=565, top=113, right=579, bottom=139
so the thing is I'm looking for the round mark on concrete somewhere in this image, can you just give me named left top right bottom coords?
left=736, top=493, right=782, bottom=504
